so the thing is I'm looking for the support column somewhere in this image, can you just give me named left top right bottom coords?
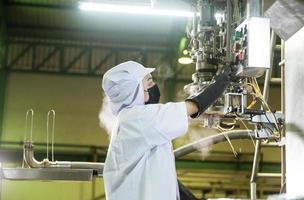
left=0, top=0, right=8, bottom=140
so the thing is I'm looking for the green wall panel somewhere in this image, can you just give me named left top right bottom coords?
left=0, top=0, right=7, bottom=140
left=2, top=73, right=108, bottom=146
left=1, top=178, right=105, bottom=200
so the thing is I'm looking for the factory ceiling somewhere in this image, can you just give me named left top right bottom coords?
left=4, top=0, right=190, bottom=48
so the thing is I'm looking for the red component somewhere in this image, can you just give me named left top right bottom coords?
left=238, top=51, right=245, bottom=61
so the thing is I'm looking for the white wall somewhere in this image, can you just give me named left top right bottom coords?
left=285, top=26, right=304, bottom=198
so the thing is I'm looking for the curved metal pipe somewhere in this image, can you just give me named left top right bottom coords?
left=24, top=142, right=104, bottom=173
left=24, top=142, right=45, bottom=168
left=25, top=130, right=258, bottom=173
left=174, top=130, right=256, bottom=159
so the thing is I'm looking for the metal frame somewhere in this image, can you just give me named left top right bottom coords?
left=249, top=30, right=285, bottom=199
left=280, top=39, right=286, bottom=193
left=5, top=37, right=173, bottom=77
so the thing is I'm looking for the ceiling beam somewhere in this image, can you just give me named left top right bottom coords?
left=5, top=1, right=77, bottom=11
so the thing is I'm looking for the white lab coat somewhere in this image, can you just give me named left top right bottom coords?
left=103, top=102, right=189, bottom=200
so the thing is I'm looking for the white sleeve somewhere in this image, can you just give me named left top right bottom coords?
left=142, top=102, right=189, bottom=145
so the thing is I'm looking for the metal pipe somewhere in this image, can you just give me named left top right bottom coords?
left=257, top=173, right=281, bottom=178
left=198, top=0, right=203, bottom=52
left=174, top=130, right=256, bottom=158
left=256, top=78, right=281, bottom=85
left=280, top=39, right=286, bottom=193
left=24, top=142, right=45, bottom=168
left=25, top=109, right=34, bottom=142
left=226, top=0, right=232, bottom=61
left=260, top=142, right=280, bottom=147
left=23, top=142, right=104, bottom=173
left=250, top=140, right=261, bottom=200
left=274, top=45, right=281, bottom=51
left=270, top=78, right=281, bottom=85
left=250, top=30, right=276, bottom=200
left=263, top=30, right=277, bottom=100
left=193, top=6, right=198, bottom=41
left=46, top=109, right=55, bottom=162
left=279, top=59, right=285, bottom=66
left=250, top=182, right=256, bottom=200
left=23, top=109, right=34, bottom=168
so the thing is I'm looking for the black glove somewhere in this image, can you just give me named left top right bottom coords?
left=216, top=64, right=240, bottom=81
left=185, top=66, right=232, bottom=118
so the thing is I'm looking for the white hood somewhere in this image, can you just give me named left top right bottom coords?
left=102, top=61, right=155, bottom=116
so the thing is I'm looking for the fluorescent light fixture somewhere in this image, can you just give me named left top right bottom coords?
left=79, top=2, right=194, bottom=17
left=178, top=57, right=192, bottom=65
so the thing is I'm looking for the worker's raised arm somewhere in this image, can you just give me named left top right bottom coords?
left=184, top=67, right=234, bottom=118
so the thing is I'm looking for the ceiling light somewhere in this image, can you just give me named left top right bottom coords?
left=182, top=49, right=189, bottom=55
left=178, top=57, right=192, bottom=65
left=79, top=2, right=194, bottom=17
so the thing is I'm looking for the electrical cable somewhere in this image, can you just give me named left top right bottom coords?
left=234, top=114, right=256, bottom=148
left=246, top=77, right=281, bottom=135
left=216, top=126, right=238, bottom=157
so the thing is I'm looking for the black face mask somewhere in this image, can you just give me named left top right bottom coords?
left=145, top=84, right=160, bottom=104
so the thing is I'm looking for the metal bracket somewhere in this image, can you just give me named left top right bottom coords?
left=251, top=111, right=284, bottom=124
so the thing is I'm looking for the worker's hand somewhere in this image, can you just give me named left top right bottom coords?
left=185, top=64, right=242, bottom=118
left=185, top=65, right=233, bottom=118
left=215, top=64, right=240, bottom=83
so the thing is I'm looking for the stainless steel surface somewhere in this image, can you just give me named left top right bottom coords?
left=235, top=17, right=270, bottom=77
left=251, top=112, right=284, bottom=124
left=24, top=142, right=45, bottom=168
left=23, top=142, right=104, bottom=175
left=248, top=0, right=261, bottom=17
left=2, top=168, right=93, bottom=181
left=265, top=0, right=304, bottom=40
left=174, top=130, right=256, bottom=158
left=224, top=92, right=247, bottom=115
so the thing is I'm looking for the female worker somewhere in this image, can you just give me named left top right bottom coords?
left=102, top=61, right=232, bottom=200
